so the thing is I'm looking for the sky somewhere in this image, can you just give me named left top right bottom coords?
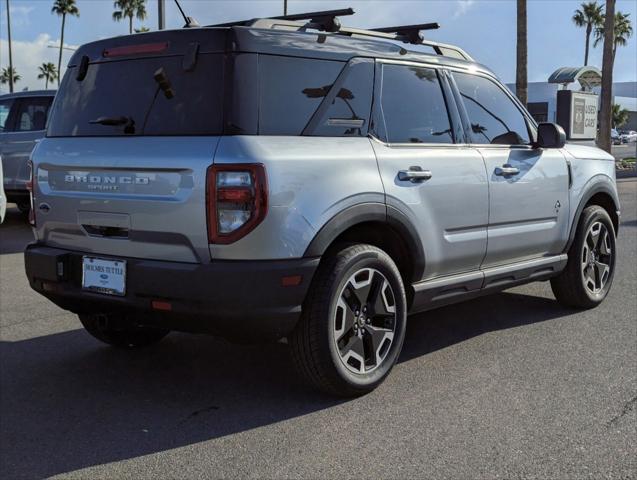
left=0, top=0, right=636, bottom=92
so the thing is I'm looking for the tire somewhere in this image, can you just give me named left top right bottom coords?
left=16, top=202, right=30, bottom=214
left=290, top=244, right=407, bottom=397
left=79, top=313, right=169, bottom=348
left=551, top=205, right=616, bottom=308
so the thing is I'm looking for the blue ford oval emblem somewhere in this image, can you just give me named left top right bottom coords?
left=100, top=274, right=108, bottom=280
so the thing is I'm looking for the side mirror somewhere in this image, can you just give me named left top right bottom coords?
left=536, top=122, right=566, bottom=149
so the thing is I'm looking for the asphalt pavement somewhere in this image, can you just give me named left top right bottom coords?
left=1, top=180, right=635, bottom=479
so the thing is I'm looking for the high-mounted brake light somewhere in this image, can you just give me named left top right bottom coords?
left=103, top=42, right=169, bottom=58
left=206, top=164, right=268, bottom=244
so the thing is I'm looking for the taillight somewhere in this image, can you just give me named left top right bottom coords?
left=27, top=160, right=35, bottom=227
left=206, top=164, right=267, bottom=244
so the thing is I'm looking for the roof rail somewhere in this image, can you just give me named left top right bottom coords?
left=208, top=8, right=473, bottom=61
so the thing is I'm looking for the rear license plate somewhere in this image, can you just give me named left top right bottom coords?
left=82, top=257, right=126, bottom=296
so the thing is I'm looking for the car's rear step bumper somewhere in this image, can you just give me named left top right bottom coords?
left=24, top=244, right=319, bottom=340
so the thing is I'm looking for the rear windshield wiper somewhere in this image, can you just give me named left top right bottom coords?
left=89, top=116, right=135, bottom=134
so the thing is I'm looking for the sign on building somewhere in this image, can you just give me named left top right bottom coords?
left=556, top=90, right=598, bottom=140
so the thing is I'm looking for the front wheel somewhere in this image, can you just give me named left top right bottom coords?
left=551, top=205, right=616, bottom=308
left=79, top=313, right=169, bottom=348
left=290, top=244, right=407, bottom=397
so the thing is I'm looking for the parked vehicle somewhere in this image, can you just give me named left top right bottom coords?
left=24, top=9, right=620, bottom=396
left=611, top=128, right=622, bottom=145
left=0, top=90, right=56, bottom=214
left=0, top=155, right=6, bottom=224
left=620, top=130, right=637, bottom=143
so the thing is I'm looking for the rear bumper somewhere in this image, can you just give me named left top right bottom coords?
left=24, top=244, right=319, bottom=340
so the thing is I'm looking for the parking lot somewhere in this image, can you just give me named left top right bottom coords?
left=0, top=179, right=635, bottom=479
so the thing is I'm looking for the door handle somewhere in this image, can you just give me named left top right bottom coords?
left=494, top=164, right=520, bottom=177
left=398, top=167, right=432, bottom=183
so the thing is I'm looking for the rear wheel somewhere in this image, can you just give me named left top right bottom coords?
left=79, top=313, right=169, bottom=348
left=551, top=205, right=616, bottom=308
left=290, top=244, right=407, bottom=397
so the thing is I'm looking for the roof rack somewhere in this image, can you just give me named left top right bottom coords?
left=208, top=8, right=473, bottom=61
left=211, top=8, right=354, bottom=33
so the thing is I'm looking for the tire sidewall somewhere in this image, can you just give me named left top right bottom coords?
left=324, top=247, right=407, bottom=391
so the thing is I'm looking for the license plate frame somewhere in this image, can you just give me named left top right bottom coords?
left=82, top=256, right=127, bottom=296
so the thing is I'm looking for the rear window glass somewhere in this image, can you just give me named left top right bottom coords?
left=15, top=97, right=53, bottom=132
left=258, top=56, right=344, bottom=135
left=48, top=54, right=223, bottom=137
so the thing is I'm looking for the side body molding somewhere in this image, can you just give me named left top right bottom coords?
left=303, top=203, right=426, bottom=282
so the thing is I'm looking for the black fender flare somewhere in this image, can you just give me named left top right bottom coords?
left=303, top=203, right=426, bottom=282
left=564, top=179, right=620, bottom=253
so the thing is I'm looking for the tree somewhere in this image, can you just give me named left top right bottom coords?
left=572, top=1, right=604, bottom=66
left=594, top=11, right=633, bottom=63
left=516, top=0, right=528, bottom=105
left=0, top=67, right=20, bottom=87
left=51, top=0, right=80, bottom=87
left=113, top=0, right=148, bottom=35
left=598, top=0, right=615, bottom=153
left=611, top=103, right=629, bottom=129
left=38, top=62, right=58, bottom=89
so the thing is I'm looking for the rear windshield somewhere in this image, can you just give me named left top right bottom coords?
left=48, top=54, right=223, bottom=137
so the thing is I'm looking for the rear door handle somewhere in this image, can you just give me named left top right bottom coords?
left=398, top=167, right=432, bottom=183
left=494, top=164, right=520, bottom=176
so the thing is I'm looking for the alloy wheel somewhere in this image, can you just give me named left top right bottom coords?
left=333, top=268, right=397, bottom=374
left=581, top=221, right=613, bottom=295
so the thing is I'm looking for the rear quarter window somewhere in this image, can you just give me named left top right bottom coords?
left=258, top=56, right=344, bottom=135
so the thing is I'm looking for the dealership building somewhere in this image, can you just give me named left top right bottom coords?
left=507, top=66, right=637, bottom=136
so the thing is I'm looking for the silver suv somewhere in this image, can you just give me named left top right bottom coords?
left=0, top=90, right=55, bottom=213
left=24, top=10, right=620, bottom=396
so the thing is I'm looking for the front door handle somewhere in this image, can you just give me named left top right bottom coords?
left=398, top=167, right=432, bottom=183
left=494, top=164, right=520, bottom=177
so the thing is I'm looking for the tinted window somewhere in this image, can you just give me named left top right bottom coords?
left=15, top=97, right=52, bottom=132
left=380, top=64, right=453, bottom=144
left=308, top=59, right=374, bottom=137
left=48, top=54, right=223, bottom=137
left=454, top=72, right=531, bottom=145
left=259, top=56, right=344, bottom=135
left=0, top=99, right=13, bottom=131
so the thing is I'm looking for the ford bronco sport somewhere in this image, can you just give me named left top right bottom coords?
left=24, top=9, right=620, bottom=397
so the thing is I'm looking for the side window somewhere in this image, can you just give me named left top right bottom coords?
left=379, top=64, right=454, bottom=144
left=308, top=59, right=374, bottom=137
left=14, top=97, right=53, bottom=132
left=259, top=56, right=344, bottom=135
left=453, top=72, right=531, bottom=145
left=0, top=99, right=14, bottom=132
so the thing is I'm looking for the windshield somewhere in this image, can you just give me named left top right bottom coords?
left=48, top=54, right=224, bottom=137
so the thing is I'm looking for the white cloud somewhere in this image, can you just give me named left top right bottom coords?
left=0, top=5, right=34, bottom=28
left=454, top=0, right=475, bottom=18
left=0, top=34, right=79, bottom=92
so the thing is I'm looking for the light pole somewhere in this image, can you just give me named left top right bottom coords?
left=284, top=0, right=287, bottom=16
left=158, top=0, right=165, bottom=30
left=6, top=0, right=14, bottom=93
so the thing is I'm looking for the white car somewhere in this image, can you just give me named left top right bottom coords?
left=620, top=130, right=637, bottom=143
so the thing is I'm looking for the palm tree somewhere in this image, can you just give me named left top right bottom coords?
left=113, top=0, right=148, bottom=35
left=572, top=1, right=604, bottom=66
left=38, top=63, right=58, bottom=89
left=594, top=11, right=633, bottom=63
left=516, top=0, right=528, bottom=105
left=0, top=67, right=20, bottom=87
left=51, top=0, right=80, bottom=87
left=611, top=103, right=629, bottom=129
left=598, top=0, right=615, bottom=153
